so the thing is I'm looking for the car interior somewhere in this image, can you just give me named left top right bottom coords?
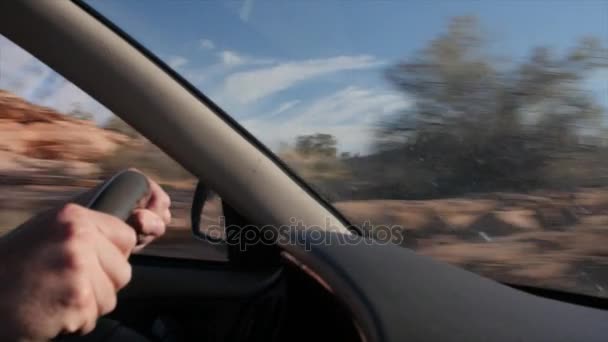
left=1, top=1, right=608, bottom=341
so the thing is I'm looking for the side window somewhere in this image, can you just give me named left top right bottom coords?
left=0, top=35, right=225, bottom=261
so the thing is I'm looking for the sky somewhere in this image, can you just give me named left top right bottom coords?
left=1, top=0, right=606, bottom=154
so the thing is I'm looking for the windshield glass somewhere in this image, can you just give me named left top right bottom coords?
left=85, top=0, right=608, bottom=296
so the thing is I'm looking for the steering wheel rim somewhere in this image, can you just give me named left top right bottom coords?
left=85, top=170, right=151, bottom=220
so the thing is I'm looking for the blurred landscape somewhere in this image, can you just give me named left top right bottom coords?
left=0, top=89, right=215, bottom=259
left=1, top=16, right=608, bottom=297
left=278, top=17, right=608, bottom=297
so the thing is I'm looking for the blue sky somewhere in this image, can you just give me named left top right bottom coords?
left=1, top=0, right=606, bottom=153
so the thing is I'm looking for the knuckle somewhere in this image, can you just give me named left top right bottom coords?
left=81, top=319, right=97, bottom=336
left=158, top=220, right=168, bottom=234
left=117, top=263, right=133, bottom=289
left=72, top=288, right=94, bottom=311
left=122, top=229, right=137, bottom=250
left=79, top=305, right=99, bottom=335
left=128, top=229, right=137, bottom=247
left=134, top=210, right=147, bottom=223
left=100, top=294, right=117, bottom=315
left=64, top=279, right=94, bottom=311
left=56, top=203, right=85, bottom=223
left=155, top=190, right=170, bottom=208
left=63, top=319, right=82, bottom=335
left=56, top=207, right=93, bottom=243
left=61, top=244, right=87, bottom=272
left=60, top=222, right=87, bottom=243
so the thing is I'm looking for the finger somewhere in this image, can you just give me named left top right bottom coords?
left=85, top=209, right=137, bottom=256
left=70, top=277, right=99, bottom=335
left=162, top=208, right=172, bottom=225
left=94, top=232, right=133, bottom=291
left=128, top=209, right=166, bottom=238
left=89, top=252, right=118, bottom=316
left=61, top=292, right=98, bottom=335
left=132, top=235, right=155, bottom=253
left=126, top=169, right=171, bottom=223
left=147, top=180, right=171, bottom=215
left=55, top=251, right=99, bottom=335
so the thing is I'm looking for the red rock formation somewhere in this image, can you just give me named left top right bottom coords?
left=0, top=90, right=131, bottom=175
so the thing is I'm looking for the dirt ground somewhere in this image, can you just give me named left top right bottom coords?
left=335, top=190, right=608, bottom=297
left=2, top=175, right=608, bottom=297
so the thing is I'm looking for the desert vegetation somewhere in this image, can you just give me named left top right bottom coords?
left=1, top=16, right=607, bottom=295
left=272, top=17, right=608, bottom=296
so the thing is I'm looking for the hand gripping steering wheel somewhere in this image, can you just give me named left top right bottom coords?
left=54, top=170, right=152, bottom=342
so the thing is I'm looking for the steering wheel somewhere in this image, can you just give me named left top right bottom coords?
left=54, top=170, right=153, bottom=342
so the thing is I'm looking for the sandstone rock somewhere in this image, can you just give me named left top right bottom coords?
left=0, top=90, right=131, bottom=175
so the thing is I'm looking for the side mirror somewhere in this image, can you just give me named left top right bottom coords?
left=190, top=181, right=280, bottom=266
left=190, top=181, right=225, bottom=244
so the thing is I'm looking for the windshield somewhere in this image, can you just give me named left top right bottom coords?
left=85, top=0, right=608, bottom=297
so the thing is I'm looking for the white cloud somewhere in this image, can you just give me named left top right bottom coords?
left=217, top=50, right=274, bottom=68
left=0, top=36, right=113, bottom=122
left=199, top=39, right=215, bottom=50
left=219, top=50, right=245, bottom=66
left=165, top=50, right=275, bottom=89
left=268, top=100, right=301, bottom=117
left=167, top=55, right=188, bottom=69
left=239, top=0, right=254, bottom=22
left=171, top=52, right=271, bottom=90
left=40, top=79, right=112, bottom=121
left=219, top=55, right=383, bottom=105
left=292, top=86, right=407, bottom=126
left=242, top=86, right=410, bottom=153
left=0, top=37, right=51, bottom=96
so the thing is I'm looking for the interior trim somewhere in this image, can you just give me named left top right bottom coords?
left=123, top=256, right=282, bottom=299
left=279, top=230, right=608, bottom=342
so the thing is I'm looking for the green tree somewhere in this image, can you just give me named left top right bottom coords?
left=295, top=133, right=338, bottom=158
left=376, top=16, right=607, bottom=196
